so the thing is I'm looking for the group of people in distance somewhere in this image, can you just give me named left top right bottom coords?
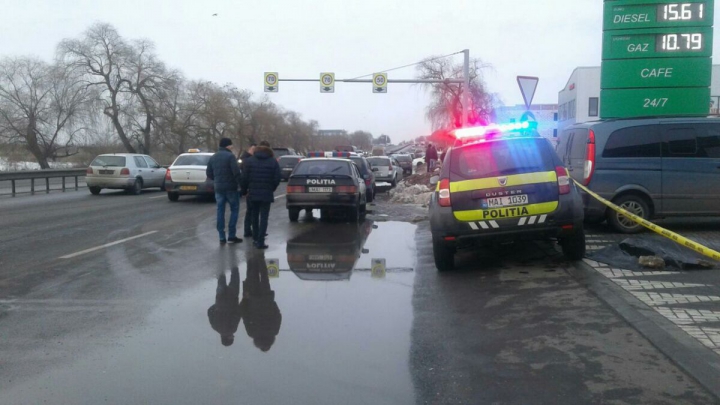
left=206, top=137, right=281, bottom=249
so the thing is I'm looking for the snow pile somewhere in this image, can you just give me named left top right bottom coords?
left=0, top=157, right=76, bottom=171
left=388, top=182, right=433, bottom=205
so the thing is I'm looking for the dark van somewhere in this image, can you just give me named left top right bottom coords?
left=558, top=118, right=720, bottom=233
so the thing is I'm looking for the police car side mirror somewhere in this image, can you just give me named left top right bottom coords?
left=430, top=175, right=439, bottom=186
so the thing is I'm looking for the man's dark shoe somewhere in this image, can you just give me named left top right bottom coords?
left=220, top=239, right=227, bottom=244
left=243, top=233, right=253, bottom=238
left=253, top=241, right=269, bottom=249
left=228, top=237, right=243, bottom=244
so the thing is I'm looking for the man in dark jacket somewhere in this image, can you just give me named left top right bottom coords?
left=241, top=141, right=281, bottom=249
left=240, top=250, right=282, bottom=352
left=206, top=138, right=242, bottom=244
left=207, top=266, right=242, bottom=347
left=240, top=144, right=256, bottom=238
left=426, top=143, right=439, bottom=173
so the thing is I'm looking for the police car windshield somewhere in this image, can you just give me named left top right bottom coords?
left=173, top=155, right=211, bottom=166
left=294, top=160, right=351, bottom=176
left=450, top=138, right=553, bottom=180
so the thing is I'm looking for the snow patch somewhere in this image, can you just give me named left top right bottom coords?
left=0, top=157, right=76, bottom=172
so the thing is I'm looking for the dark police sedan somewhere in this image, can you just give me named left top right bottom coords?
left=286, top=155, right=368, bottom=223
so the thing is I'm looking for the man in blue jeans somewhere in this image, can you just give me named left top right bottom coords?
left=206, top=138, right=243, bottom=244
left=241, top=141, right=281, bottom=249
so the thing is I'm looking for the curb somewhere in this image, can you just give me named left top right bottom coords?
left=568, top=259, right=720, bottom=401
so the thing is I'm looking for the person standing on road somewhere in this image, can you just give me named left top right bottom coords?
left=207, top=137, right=243, bottom=244
left=241, top=140, right=281, bottom=249
left=426, top=143, right=438, bottom=173
left=207, top=266, right=242, bottom=346
left=240, top=144, right=256, bottom=238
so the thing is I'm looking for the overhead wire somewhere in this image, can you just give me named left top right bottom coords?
left=344, top=51, right=465, bottom=81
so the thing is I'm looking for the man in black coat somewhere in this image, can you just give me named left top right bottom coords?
left=241, top=141, right=281, bottom=249
left=240, top=144, right=256, bottom=238
left=207, top=266, right=242, bottom=347
left=426, top=143, right=439, bottom=173
left=206, top=138, right=242, bottom=244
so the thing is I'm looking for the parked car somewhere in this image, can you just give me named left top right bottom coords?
left=391, top=153, right=413, bottom=175
left=164, top=150, right=215, bottom=201
left=286, top=157, right=368, bottom=222
left=278, top=155, right=304, bottom=181
left=86, top=153, right=167, bottom=195
left=335, top=145, right=357, bottom=152
left=558, top=118, right=720, bottom=233
left=429, top=130, right=585, bottom=271
left=272, top=147, right=297, bottom=159
left=366, top=156, right=403, bottom=186
left=306, top=151, right=376, bottom=202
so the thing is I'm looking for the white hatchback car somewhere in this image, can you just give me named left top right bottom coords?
left=165, top=150, right=215, bottom=201
left=86, top=153, right=167, bottom=195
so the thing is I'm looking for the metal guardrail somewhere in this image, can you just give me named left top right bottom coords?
left=0, top=169, right=87, bottom=196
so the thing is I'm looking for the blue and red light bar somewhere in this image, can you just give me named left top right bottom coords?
left=453, top=121, right=534, bottom=139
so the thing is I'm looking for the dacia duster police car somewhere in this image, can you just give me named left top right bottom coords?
left=429, top=123, right=585, bottom=271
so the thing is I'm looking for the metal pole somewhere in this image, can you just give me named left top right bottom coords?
left=62, top=176, right=66, bottom=192
left=462, top=49, right=470, bottom=127
left=11, top=180, right=15, bottom=197
left=30, top=178, right=34, bottom=195
left=46, top=177, right=50, bottom=194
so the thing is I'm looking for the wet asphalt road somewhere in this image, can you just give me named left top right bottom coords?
left=0, top=187, right=716, bottom=404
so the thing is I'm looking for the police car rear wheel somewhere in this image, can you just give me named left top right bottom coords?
left=561, top=228, right=586, bottom=261
left=432, top=235, right=455, bottom=272
left=167, top=192, right=179, bottom=202
left=288, top=208, right=300, bottom=222
left=89, top=186, right=101, bottom=195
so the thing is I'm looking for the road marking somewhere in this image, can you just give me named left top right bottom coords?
left=59, top=231, right=158, bottom=259
left=149, top=195, right=166, bottom=199
left=275, top=194, right=286, bottom=199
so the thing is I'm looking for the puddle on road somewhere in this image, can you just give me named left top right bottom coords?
left=2, top=221, right=418, bottom=405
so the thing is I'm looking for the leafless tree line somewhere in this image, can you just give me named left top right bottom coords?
left=0, top=23, right=374, bottom=168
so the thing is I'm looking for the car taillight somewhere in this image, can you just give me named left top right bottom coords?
left=165, top=170, right=172, bottom=181
left=556, top=166, right=571, bottom=195
left=336, top=186, right=357, bottom=193
left=287, top=186, right=305, bottom=193
left=120, top=168, right=130, bottom=176
left=438, top=178, right=451, bottom=207
left=86, top=167, right=93, bottom=174
left=583, top=129, right=596, bottom=186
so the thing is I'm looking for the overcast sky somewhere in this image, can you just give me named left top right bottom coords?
left=2, top=0, right=719, bottom=143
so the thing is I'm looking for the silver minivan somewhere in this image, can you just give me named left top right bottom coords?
left=558, top=118, right=720, bottom=233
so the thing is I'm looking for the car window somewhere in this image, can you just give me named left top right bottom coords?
left=569, top=129, right=588, bottom=158
left=294, top=160, right=351, bottom=176
left=90, top=156, right=126, bottom=167
left=664, top=126, right=698, bottom=156
left=450, top=138, right=554, bottom=180
left=133, top=156, right=148, bottom=168
left=349, top=157, right=368, bottom=174
left=367, top=157, right=390, bottom=167
left=278, top=157, right=301, bottom=168
left=173, top=155, right=211, bottom=166
left=692, top=124, right=720, bottom=158
left=351, top=163, right=361, bottom=178
left=602, top=125, right=661, bottom=158
left=144, top=156, right=160, bottom=167
left=556, top=130, right=572, bottom=158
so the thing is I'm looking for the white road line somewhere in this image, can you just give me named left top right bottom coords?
left=59, top=231, right=158, bottom=259
left=149, top=195, right=166, bottom=199
left=275, top=194, right=286, bottom=199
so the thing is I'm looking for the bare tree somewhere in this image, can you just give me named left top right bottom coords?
left=58, top=23, right=137, bottom=152
left=417, top=57, right=496, bottom=130
left=0, top=57, right=93, bottom=168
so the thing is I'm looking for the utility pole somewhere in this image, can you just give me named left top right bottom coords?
left=462, top=49, right=470, bottom=127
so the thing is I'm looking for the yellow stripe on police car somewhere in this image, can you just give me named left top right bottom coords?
left=449, top=171, right=557, bottom=193
left=454, top=201, right=558, bottom=222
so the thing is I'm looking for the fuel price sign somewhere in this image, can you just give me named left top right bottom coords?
left=604, top=1, right=714, bottom=30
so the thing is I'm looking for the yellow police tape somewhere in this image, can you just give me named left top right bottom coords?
left=572, top=179, right=720, bottom=262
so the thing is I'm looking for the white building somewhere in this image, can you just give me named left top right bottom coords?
left=558, top=65, right=720, bottom=131
left=495, top=104, right=559, bottom=142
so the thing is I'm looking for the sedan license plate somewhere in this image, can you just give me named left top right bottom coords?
left=483, top=194, right=528, bottom=208
left=309, top=187, right=332, bottom=193
left=99, top=170, right=114, bottom=175
left=179, top=185, right=197, bottom=191
left=309, top=254, right=333, bottom=261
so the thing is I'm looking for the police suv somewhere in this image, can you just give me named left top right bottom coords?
left=429, top=123, right=585, bottom=271
left=286, top=152, right=368, bottom=222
